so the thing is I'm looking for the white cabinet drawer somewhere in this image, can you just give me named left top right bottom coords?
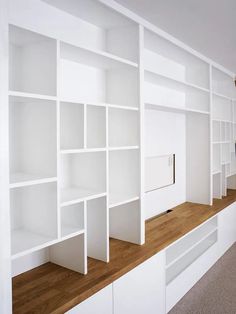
left=113, top=251, right=165, bottom=314
left=66, top=284, right=112, bottom=314
left=218, top=203, right=236, bottom=257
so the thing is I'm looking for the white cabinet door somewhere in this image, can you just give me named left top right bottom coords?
left=218, top=202, right=236, bottom=257
left=113, top=251, right=165, bottom=314
left=66, top=284, right=112, bottom=314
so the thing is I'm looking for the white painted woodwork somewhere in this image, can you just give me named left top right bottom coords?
left=66, top=284, right=113, bottom=314
left=113, top=252, right=165, bottom=314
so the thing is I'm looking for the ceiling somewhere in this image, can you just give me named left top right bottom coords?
left=115, top=0, right=236, bottom=74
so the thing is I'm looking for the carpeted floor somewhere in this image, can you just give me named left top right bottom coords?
left=169, top=243, right=236, bottom=314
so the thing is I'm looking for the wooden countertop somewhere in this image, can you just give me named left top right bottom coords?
left=13, top=189, right=236, bottom=314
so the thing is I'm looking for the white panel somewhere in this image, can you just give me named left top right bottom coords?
left=0, top=0, right=12, bottom=312
left=145, top=155, right=174, bottom=192
left=145, top=109, right=186, bottom=218
left=66, top=284, right=112, bottom=314
left=113, top=252, right=165, bottom=314
left=218, top=203, right=236, bottom=256
left=50, top=234, right=86, bottom=274
left=186, top=113, right=210, bottom=204
left=87, top=197, right=108, bottom=262
left=87, top=105, right=106, bottom=148
left=110, top=200, right=141, bottom=244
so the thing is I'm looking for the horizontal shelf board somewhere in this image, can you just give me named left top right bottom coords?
left=59, top=99, right=139, bottom=111
left=61, top=41, right=138, bottom=70
left=10, top=173, right=57, bottom=188
left=145, top=103, right=210, bottom=115
left=61, top=148, right=106, bottom=154
left=11, top=229, right=57, bottom=259
left=109, top=196, right=140, bottom=208
left=108, top=104, right=139, bottom=111
left=212, top=92, right=233, bottom=101
left=166, top=226, right=217, bottom=268
left=61, top=188, right=106, bottom=207
left=212, top=170, right=221, bottom=175
left=108, top=146, right=139, bottom=151
left=212, top=119, right=232, bottom=123
left=9, top=90, right=57, bottom=101
left=144, top=69, right=210, bottom=93
left=61, top=227, right=85, bottom=240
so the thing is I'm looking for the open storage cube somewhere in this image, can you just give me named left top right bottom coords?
left=60, top=152, right=106, bottom=205
left=144, top=72, right=210, bottom=112
left=9, top=96, right=57, bottom=184
left=212, top=144, right=221, bottom=173
left=144, top=29, right=209, bottom=89
left=59, top=42, right=138, bottom=108
left=109, top=149, right=139, bottom=206
left=213, top=172, right=222, bottom=199
left=9, top=25, right=56, bottom=96
left=212, top=95, right=231, bottom=121
left=212, top=120, right=221, bottom=142
left=212, top=67, right=234, bottom=98
left=43, top=0, right=139, bottom=62
left=109, top=107, right=139, bottom=147
left=87, top=105, right=106, bottom=148
left=61, top=202, right=85, bottom=237
left=60, top=102, right=84, bottom=150
left=10, top=182, right=58, bottom=258
left=87, top=196, right=108, bottom=262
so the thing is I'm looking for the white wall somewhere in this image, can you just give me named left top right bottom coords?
left=145, top=109, right=186, bottom=218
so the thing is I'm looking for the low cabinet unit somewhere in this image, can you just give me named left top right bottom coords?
left=113, top=251, right=166, bottom=314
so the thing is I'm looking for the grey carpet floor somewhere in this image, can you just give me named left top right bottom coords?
left=169, top=243, right=236, bottom=314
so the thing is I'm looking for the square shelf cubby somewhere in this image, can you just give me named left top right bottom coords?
left=60, top=152, right=106, bottom=205
left=86, top=105, right=106, bottom=148
left=59, top=42, right=139, bottom=108
left=109, top=149, right=139, bottom=206
left=9, top=25, right=57, bottom=96
left=109, top=108, right=139, bottom=147
left=10, top=182, right=58, bottom=257
left=61, top=202, right=85, bottom=237
left=9, top=96, right=57, bottom=184
left=60, top=102, right=84, bottom=150
left=212, top=120, right=221, bottom=143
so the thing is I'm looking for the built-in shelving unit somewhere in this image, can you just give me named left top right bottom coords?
left=211, top=66, right=236, bottom=199
left=9, top=0, right=142, bottom=277
left=6, top=0, right=236, bottom=286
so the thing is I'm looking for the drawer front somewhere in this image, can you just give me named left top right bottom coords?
left=113, top=251, right=166, bottom=314
left=66, top=284, right=112, bottom=314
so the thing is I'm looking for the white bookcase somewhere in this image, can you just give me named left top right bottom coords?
left=212, top=66, right=236, bottom=199
left=3, top=0, right=235, bottom=292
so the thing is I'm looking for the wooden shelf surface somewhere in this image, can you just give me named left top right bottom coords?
left=12, top=189, right=236, bottom=314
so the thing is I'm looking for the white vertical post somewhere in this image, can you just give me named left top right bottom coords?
left=0, top=0, right=12, bottom=312
left=139, top=25, right=145, bottom=244
left=209, top=64, right=213, bottom=204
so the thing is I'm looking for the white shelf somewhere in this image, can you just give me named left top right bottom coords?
left=109, top=196, right=140, bottom=208
left=61, top=187, right=106, bottom=206
left=61, top=148, right=106, bottom=154
left=11, top=229, right=56, bottom=259
left=61, top=41, right=138, bottom=69
left=145, top=103, right=210, bottom=115
left=212, top=92, right=233, bottom=101
left=108, top=104, right=139, bottom=111
left=108, top=146, right=139, bottom=151
left=10, top=173, right=57, bottom=188
left=9, top=90, right=57, bottom=101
